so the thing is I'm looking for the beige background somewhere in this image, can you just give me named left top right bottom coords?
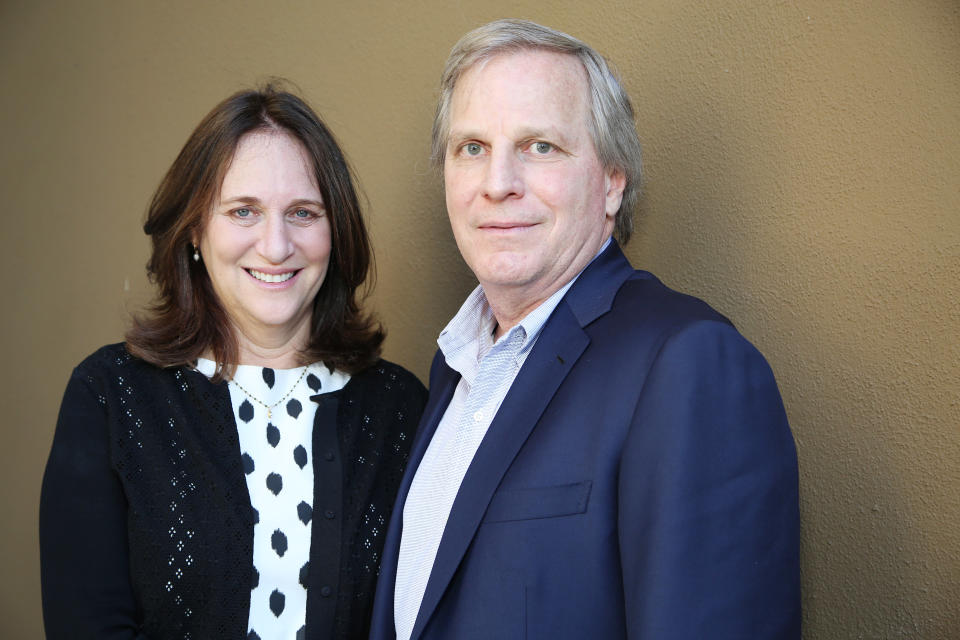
left=2, top=1, right=957, bottom=637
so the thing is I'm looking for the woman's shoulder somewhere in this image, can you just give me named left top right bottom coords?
left=353, top=358, right=425, bottom=392
left=334, top=359, right=426, bottom=457
left=71, top=342, right=182, bottom=387
left=340, top=358, right=427, bottom=407
left=58, top=344, right=171, bottom=425
left=69, top=342, right=130, bottom=380
left=75, top=342, right=131, bottom=367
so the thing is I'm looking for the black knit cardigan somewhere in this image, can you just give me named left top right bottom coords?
left=40, top=344, right=426, bottom=639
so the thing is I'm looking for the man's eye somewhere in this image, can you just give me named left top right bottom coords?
left=533, top=141, right=553, bottom=154
left=464, top=143, right=482, bottom=156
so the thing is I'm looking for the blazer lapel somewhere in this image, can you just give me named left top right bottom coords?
left=373, top=356, right=460, bottom=638
left=405, top=358, right=462, bottom=480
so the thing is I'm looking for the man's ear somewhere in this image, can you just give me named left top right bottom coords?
left=604, top=168, right=626, bottom=218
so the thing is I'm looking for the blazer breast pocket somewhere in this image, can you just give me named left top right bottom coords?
left=482, top=480, right=592, bottom=523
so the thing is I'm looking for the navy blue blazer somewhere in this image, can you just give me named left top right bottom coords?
left=370, top=243, right=800, bottom=639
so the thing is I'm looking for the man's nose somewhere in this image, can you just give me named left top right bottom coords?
left=482, top=147, right=524, bottom=201
left=257, top=214, right=295, bottom=264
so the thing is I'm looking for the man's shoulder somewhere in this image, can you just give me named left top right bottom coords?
left=563, top=242, right=730, bottom=333
left=568, top=270, right=770, bottom=381
left=607, top=270, right=733, bottom=331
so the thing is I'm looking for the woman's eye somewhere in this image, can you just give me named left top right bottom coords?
left=532, top=141, right=553, bottom=154
left=235, top=207, right=252, bottom=217
left=464, top=143, right=483, bottom=156
left=290, top=208, right=322, bottom=222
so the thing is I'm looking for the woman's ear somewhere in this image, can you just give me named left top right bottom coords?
left=190, top=233, right=201, bottom=262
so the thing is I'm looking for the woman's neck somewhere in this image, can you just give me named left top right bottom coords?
left=234, top=342, right=304, bottom=369
left=211, top=322, right=310, bottom=369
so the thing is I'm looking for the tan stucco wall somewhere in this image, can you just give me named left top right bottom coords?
left=2, top=1, right=957, bottom=637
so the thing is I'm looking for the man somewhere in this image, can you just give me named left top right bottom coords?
left=371, top=19, right=800, bottom=639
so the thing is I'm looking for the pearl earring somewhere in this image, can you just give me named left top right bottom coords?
left=193, top=246, right=200, bottom=262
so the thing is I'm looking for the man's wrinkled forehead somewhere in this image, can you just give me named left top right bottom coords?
left=447, top=50, right=591, bottom=141
left=457, top=47, right=587, bottom=97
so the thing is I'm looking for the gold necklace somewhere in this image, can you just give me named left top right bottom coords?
left=229, top=364, right=310, bottom=420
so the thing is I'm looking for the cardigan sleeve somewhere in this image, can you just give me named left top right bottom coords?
left=40, top=369, right=152, bottom=640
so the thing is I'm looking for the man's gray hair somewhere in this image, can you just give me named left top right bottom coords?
left=432, top=18, right=643, bottom=244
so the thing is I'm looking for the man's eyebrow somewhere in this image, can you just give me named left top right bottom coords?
left=447, top=127, right=572, bottom=145
left=447, top=129, right=480, bottom=145
left=514, top=127, right=554, bottom=140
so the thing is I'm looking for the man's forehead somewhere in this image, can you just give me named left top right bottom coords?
left=448, top=49, right=591, bottom=135
left=460, top=48, right=587, bottom=93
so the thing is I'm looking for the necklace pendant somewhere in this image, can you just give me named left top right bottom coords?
left=267, top=408, right=272, bottom=420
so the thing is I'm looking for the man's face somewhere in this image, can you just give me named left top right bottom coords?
left=444, top=50, right=625, bottom=313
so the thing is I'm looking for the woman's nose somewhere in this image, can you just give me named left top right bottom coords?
left=257, top=214, right=295, bottom=264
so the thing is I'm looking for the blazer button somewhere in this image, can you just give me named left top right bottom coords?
left=320, top=586, right=332, bottom=597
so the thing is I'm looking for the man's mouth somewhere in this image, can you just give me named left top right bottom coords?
left=479, top=221, right=536, bottom=231
left=246, top=269, right=298, bottom=283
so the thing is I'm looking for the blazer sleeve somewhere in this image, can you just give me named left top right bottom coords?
left=618, top=320, right=801, bottom=639
left=40, top=370, right=151, bottom=640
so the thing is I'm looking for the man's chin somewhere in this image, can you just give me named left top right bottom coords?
left=471, top=257, right=537, bottom=289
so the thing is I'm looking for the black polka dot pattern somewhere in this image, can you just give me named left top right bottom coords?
left=293, top=445, right=307, bottom=469
left=220, top=361, right=350, bottom=637
left=297, top=501, right=312, bottom=525
left=248, top=630, right=261, bottom=640
left=269, top=589, right=285, bottom=617
left=239, top=399, right=254, bottom=423
left=271, top=529, right=288, bottom=557
left=265, top=473, right=283, bottom=496
left=286, top=399, right=302, bottom=419
left=266, top=423, right=280, bottom=448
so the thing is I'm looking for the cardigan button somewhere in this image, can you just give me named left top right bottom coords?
left=320, top=586, right=332, bottom=597
left=324, top=450, right=335, bottom=461
left=324, top=509, right=336, bottom=520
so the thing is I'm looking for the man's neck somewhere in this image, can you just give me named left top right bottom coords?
left=486, top=291, right=551, bottom=341
left=484, top=237, right=612, bottom=340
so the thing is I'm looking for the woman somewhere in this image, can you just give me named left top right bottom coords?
left=40, top=86, right=426, bottom=639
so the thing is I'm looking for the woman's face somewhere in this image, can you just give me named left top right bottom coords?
left=198, top=129, right=331, bottom=349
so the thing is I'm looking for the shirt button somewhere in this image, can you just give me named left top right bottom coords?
left=320, top=586, right=332, bottom=597
left=473, top=410, right=483, bottom=422
left=324, top=510, right=336, bottom=520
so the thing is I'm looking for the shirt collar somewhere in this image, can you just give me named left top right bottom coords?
left=438, top=237, right=611, bottom=382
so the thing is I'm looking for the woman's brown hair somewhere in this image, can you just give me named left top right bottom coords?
left=126, top=84, right=383, bottom=380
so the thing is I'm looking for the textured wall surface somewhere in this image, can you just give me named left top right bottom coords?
left=1, top=1, right=957, bottom=637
